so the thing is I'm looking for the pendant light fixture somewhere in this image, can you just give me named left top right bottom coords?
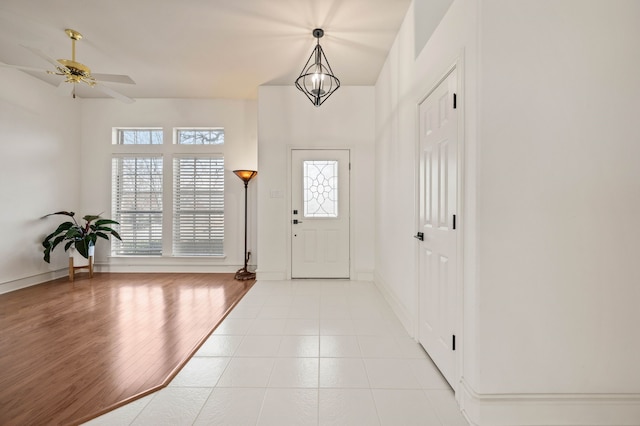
left=295, top=28, right=340, bottom=107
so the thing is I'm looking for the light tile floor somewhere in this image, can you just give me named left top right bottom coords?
left=84, top=280, right=469, bottom=426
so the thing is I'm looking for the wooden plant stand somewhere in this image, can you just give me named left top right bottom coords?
left=69, top=256, right=93, bottom=282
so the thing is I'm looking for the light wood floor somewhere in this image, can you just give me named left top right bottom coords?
left=0, top=272, right=254, bottom=426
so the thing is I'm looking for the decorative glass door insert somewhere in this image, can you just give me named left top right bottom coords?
left=303, top=160, right=338, bottom=218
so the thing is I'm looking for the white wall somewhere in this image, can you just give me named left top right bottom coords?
left=413, top=0, right=454, bottom=58
left=0, top=81, right=258, bottom=287
left=375, top=0, right=479, bottom=355
left=475, top=0, right=640, bottom=395
left=376, top=0, right=640, bottom=423
left=257, top=86, right=375, bottom=280
left=79, top=98, right=257, bottom=272
left=0, top=68, right=80, bottom=293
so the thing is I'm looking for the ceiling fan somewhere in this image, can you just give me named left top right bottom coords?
left=2, top=28, right=135, bottom=103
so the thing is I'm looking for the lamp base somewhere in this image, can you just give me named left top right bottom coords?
left=234, top=267, right=256, bottom=281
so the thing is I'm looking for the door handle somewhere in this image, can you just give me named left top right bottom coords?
left=293, top=219, right=303, bottom=224
left=414, top=232, right=424, bottom=241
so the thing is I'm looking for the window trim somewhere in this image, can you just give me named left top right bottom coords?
left=174, top=127, right=225, bottom=145
left=113, top=127, right=164, bottom=145
left=110, top=127, right=227, bottom=259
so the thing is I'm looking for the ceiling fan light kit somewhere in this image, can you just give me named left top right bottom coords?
left=295, top=28, right=340, bottom=107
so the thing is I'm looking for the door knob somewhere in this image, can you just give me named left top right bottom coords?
left=414, top=232, right=424, bottom=241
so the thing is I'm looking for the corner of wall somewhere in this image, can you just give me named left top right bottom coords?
left=374, top=272, right=414, bottom=337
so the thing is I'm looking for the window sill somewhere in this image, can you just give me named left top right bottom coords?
left=106, top=255, right=227, bottom=265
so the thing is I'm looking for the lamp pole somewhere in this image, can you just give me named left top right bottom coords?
left=233, top=170, right=257, bottom=280
left=242, top=179, right=249, bottom=270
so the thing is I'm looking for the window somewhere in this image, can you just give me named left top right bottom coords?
left=116, top=128, right=163, bottom=145
left=173, top=156, right=225, bottom=256
left=303, top=160, right=339, bottom=218
left=111, top=157, right=163, bottom=255
left=111, top=127, right=225, bottom=257
left=176, top=128, right=224, bottom=145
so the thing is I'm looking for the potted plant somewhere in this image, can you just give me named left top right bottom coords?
left=42, top=211, right=121, bottom=263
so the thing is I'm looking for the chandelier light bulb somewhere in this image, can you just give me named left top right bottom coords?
left=312, top=71, right=326, bottom=95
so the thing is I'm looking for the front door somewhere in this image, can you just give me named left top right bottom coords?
left=291, top=149, right=350, bottom=278
left=418, top=69, right=459, bottom=387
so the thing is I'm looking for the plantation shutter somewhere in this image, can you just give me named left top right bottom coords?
left=111, top=156, right=163, bottom=255
left=173, top=155, right=224, bottom=256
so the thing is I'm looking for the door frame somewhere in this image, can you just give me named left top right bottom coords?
left=287, top=146, right=352, bottom=280
left=414, top=58, right=465, bottom=392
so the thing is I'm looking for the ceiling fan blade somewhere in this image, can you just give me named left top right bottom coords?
left=93, top=82, right=135, bottom=104
left=21, top=45, right=64, bottom=70
left=92, top=73, right=135, bottom=85
left=55, top=81, right=74, bottom=97
left=0, top=62, right=50, bottom=73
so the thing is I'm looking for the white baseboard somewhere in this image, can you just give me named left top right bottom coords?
left=255, top=271, right=287, bottom=280
left=373, top=272, right=414, bottom=337
left=0, top=263, right=249, bottom=294
left=460, top=380, right=640, bottom=426
left=252, top=270, right=373, bottom=282
left=256, top=271, right=373, bottom=281
left=96, top=264, right=240, bottom=273
left=0, top=269, right=67, bottom=294
left=97, top=256, right=246, bottom=274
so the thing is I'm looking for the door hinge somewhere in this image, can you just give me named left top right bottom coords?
left=453, top=93, right=457, bottom=109
left=453, top=214, right=456, bottom=230
left=349, top=162, right=351, bottom=170
left=452, top=335, right=456, bottom=351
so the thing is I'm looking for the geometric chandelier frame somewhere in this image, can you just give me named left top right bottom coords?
left=295, top=28, right=340, bottom=107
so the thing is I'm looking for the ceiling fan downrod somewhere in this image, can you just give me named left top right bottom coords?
left=64, top=29, right=82, bottom=62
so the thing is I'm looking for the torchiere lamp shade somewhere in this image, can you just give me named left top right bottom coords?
left=233, top=170, right=258, bottom=183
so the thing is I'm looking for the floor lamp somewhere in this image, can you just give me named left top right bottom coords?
left=233, top=170, right=257, bottom=281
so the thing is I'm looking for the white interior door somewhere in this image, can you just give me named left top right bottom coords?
left=291, top=149, right=350, bottom=278
left=418, top=69, right=459, bottom=387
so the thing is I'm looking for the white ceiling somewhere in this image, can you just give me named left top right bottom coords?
left=0, top=0, right=413, bottom=100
